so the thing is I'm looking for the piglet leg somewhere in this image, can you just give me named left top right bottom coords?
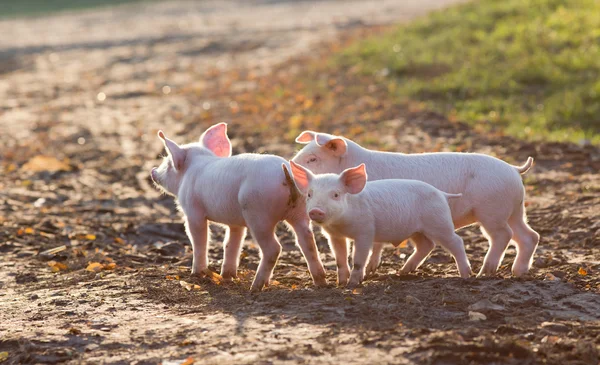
left=365, top=242, right=384, bottom=276
left=347, top=235, right=373, bottom=288
left=184, top=216, right=209, bottom=274
left=221, top=226, right=247, bottom=280
left=328, top=235, right=350, bottom=286
left=287, top=218, right=327, bottom=287
left=245, top=215, right=282, bottom=291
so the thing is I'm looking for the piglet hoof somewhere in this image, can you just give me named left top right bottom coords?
left=365, top=262, right=379, bottom=277
left=220, top=270, right=238, bottom=282
left=476, top=264, right=498, bottom=278
left=250, top=283, right=264, bottom=292
left=312, top=273, right=328, bottom=287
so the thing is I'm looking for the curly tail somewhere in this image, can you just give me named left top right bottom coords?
left=514, top=157, right=534, bottom=175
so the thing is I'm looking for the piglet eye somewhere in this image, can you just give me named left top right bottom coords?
left=334, top=193, right=339, bottom=198
left=308, top=157, right=317, bottom=163
left=307, top=192, right=312, bottom=198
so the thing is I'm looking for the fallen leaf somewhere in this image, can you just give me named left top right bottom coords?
left=114, top=237, right=125, bottom=244
left=85, top=234, right=97, bottom=241
left=68, top=327, right=81, bottom=335
left=181, top=357, right=195, bottom=365
left=352, top=287, right=363, bottom=295
left=166, top=275, right=180, bottom=281
left=24, top=227, right=34, bottom=234
left=578, top=267, right=587, bottom=276
left=179, top=280, right=201, bottom=291
left=0, top=352, right=8, bottom=362
left=104, top=263, right=116, bottom=270
left=21, top=155, right=71, bottom=172
left=202, top=269, right=223, bottom=285
left=86, top=262, right=104, bottom=273
left=48, top=261, right=68, bottom=272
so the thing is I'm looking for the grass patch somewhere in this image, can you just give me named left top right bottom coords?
left=0, top=0, right=152, bottom=19
left=338, top=0, right=600, bottom=144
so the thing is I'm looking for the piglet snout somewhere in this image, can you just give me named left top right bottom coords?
left=309, top=208, right=326, bottom=222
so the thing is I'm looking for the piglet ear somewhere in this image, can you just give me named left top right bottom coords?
left=316, top=134, right=347, bottom=157
left=200, top=123, right=232, bottom=158
left=340, top=163, right=367, bottom=194
left=289, top=161, right=313, bottom=194
left=158, top=130, right=186, bottom=170
left=295, top=131, right=316, bottom=144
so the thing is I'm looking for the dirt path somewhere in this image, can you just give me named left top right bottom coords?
left=1, top=0, right=599, bottom=364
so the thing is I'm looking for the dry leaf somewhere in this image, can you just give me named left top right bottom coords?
left=85, top=234, right=97, bottom=241
left=24, top=227, right=34, bottom=234
left=0, top=352, right=8, bottom=362
left=352, top=287, right=363, bottom=295
left=104, top=263, right=116, bottom=270
left=179, top=280, right=201, bottom=291
left=68, top=327, right=81, bottom=335
left=578, top=267, right=587, bottom=276
left=166, top=275, right=180, bottom=280
left=48, top=261, right=68, bottom=272
left=202, top=269, right=223, bottom=285
left=114, top=237, right=125, bottom=244
left=21, top=155, right=71, bottom=172
left=180, top=357, right=195, bottom=365
left=86, top=262, right=104, bottom=273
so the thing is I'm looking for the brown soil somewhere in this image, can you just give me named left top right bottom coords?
left=1, top=1, right=599, bottom=364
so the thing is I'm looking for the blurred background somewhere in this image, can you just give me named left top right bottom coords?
left=1, top=1, right=599, bottom=364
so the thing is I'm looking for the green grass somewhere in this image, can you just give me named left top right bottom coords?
left=0, top=0, right=152, bottom=19
left=338, top=0, right=600, bottom=144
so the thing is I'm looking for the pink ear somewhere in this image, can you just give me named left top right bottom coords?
left=316, top=134, right=347, bottom=157
left=289, top=161, right=313, bottom=194
left=340, top=164, right=367, bottom=194
left=200, top=123, right=232, bottom=158
left=295, top=131, right=316, bottom=144
left=158, top=130, right=186, bottom=170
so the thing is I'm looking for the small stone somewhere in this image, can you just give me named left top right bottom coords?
left=541, top=322, right=570, bottom=333
left=469, top=311, right=487, bottom=321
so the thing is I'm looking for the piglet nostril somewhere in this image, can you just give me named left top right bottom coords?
left=309, top=208, right=325, bottom=221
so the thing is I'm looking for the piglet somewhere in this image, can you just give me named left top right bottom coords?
left=151, top=123, right=326, bottom=291
left=292, top=131, right=539, bottom=277
left=289, top=161, right=472, bottom=287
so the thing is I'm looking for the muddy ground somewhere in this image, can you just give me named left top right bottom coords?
left=1, top=0, right=599, bottom=364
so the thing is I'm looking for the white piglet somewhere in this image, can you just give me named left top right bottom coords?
left=151, top=123, right=327, bottom=291
left=289, top=162, right=472, bottom=287
left=292, top=131, right=540, bottom=277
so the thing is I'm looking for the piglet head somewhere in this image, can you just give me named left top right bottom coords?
left=151, top=123, right=232, bottom=196
left=152, top=130, right=188, bottom=196
left=290, top=161, right=367, bottom=225
left=291, top=131, right=348, bottom=175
